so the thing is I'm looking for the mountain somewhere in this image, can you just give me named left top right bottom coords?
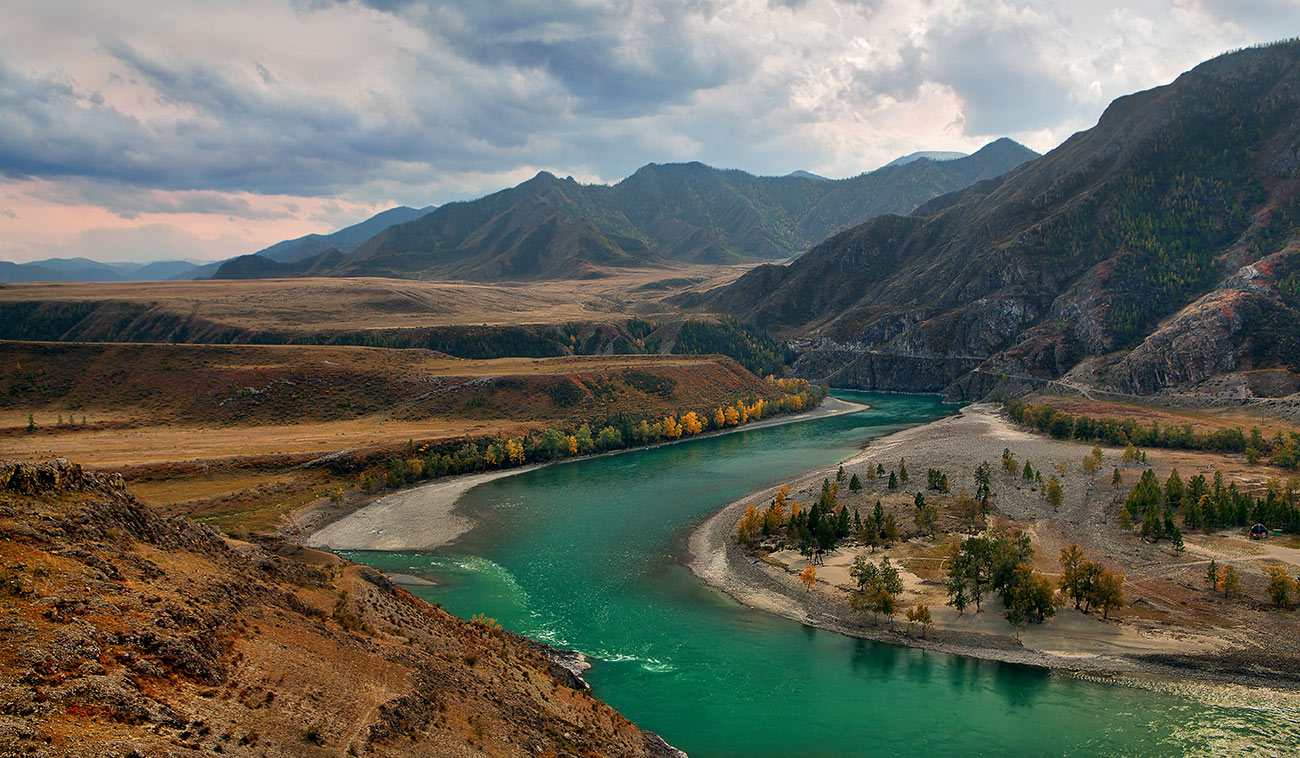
left=304, top=140, right=1037, bottom=281
left=213, top=248, right=346, bottom=279
left=0, top=257, right=202, bottom=282
left=698, top=41, right=1300, bottom=401
left=254, top=205, right=436, bottom=263
left=787, top=169, right=830, bottom=181
left=883, top=150, right=968, bottom=167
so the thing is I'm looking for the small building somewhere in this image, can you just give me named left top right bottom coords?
left=1249, top=523, right=1269, bottom=540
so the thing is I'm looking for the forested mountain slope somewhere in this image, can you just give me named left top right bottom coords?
left=699, top=40, right=1300, bottom=401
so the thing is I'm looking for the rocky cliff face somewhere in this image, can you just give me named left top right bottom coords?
left=699, top=41, right=1300, bottom=401
left=0, top=459, right=680, bottom=757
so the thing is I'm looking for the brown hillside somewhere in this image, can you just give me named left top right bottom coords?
left=0, top=459, right=680, bottom=757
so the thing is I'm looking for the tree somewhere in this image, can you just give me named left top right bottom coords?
left=800, top=564, right=817, bottom=590
left=881, top=513, right=900, bottom=545
left=898, top=458, right=909, bottom=483
left=914, top=498, right=938, bottom=536
left=956, top=487, right=984, bottom=522
left=736, top=505, right=762, bottom=545
left=506, top=437, right=526, bottom=464
left=1091, top=569, right=1125, bottom=620
left=724, top=406, right=741, bottom=426
left=575, top=424, right=595, bottom=453
left=1001, top=450, right=1018, bottom=476
left=888, top=471, right=898, bottom=490
left=1022, top=461, right=1034, bottom=482
left=1003, top=562, right=1057, bottom=630
left=1058, top=545, right=1087, bottom=609
left=26, top=414, right=35, bottom=433
left=681, top=411, right=703, bottom=435
left=927, top=468, right=950, bottom=493
left=1112, top=468, right=1123, bottom=487
left=975, top=461, right=993, bottom=506
left=906, top=604, right=932, bottom=637
left=947, top=537, right=993, bottom=613
left=849, top=473, right=863, bottom=491
left=1165, top=468, right=1185, bottom=509
left=539, top=428, right=568, bottom=459
left=837, top=465, right=846, bottom=482
left=866, top=462, right=878, bottom=480
left=713, top=407, right=726, bottom=428
left=1205, top=558, right=1219, bottom=590
left=1046, top=476, right=1064, bottom=509
left=851, top=555, right=904, bottom=626
left=1217, top=564, right=1241, bottom=599
left=1264, top=566, right=1295, bottom=608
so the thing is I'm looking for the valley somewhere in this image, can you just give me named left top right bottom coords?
left=5, top=29, right=1300, bottom=758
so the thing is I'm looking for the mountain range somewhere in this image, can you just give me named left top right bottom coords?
left=213, top=140, right=1037, bottom=281
left=695, top=40, right=1300, bottom=401
left=0, top=257, right=202, bottom=283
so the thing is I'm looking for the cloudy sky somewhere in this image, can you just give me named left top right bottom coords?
left=2, top=0, right=1297, bottom=263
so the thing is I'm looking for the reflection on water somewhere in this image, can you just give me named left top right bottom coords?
left=344, top=391, right=1300, bottom=757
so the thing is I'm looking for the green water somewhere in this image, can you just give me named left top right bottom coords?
left=345, top=392, right=1295, bottom=756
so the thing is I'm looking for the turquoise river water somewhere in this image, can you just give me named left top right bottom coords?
left=344, top=391, right=1298, bottom=757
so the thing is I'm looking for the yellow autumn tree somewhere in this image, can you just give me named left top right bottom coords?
left=713, top=407, right=726, bottom=428
left=738, top=402, right=750, bottom=424
left=681, top=411, right=703, bottom=435
left=724, top=406, right=741, bottom=426
left=506, top=438, right=525, bottom=464
left=662, top=415, right=682, bottom=439
left=567, top=435, right=579, bottom=455
left=736, top=504, right=762, bottom=545
left=801, top=564, right=817, bottom=590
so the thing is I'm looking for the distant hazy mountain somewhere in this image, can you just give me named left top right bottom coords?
left=254, top=205, right=436, bottom=263
left=882, top=150, right=968, bottom=167
left=215, top=139, right=1035, bottom=282
left=0, top=257, right=202, bottom=283
left=786, top=170, right=830, bottom=181
left=700, top=40, right=1300, bottom=399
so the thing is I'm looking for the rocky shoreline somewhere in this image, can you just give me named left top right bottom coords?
left=687, top=405, right=1300, bottom=693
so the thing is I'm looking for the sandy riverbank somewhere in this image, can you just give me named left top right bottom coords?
left=306, top=396, right=868, bottom=552
left=688, top=403, right=1300, bottom=691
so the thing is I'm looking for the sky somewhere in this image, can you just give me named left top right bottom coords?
left=2, top=0, right=1298, bottom=264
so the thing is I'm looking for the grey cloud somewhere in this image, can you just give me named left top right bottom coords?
left=255, top=61, right=278, bottom=85
left=0, top=207, right=15, bottom=219
left=30, top=180, right=296, bottom=220
left=921, top=19, right=1078, bottom=135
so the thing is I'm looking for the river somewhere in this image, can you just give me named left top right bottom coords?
left=344, top=391, right=1294, bottom=756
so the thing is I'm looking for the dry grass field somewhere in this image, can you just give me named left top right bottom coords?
left=0, top=266, right=747, bottom=332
